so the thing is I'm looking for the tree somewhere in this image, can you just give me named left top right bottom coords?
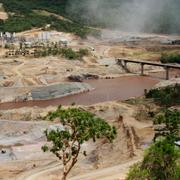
left=42, top=106, right=117, bottom=180
left=126, top=109, right=180, bottom=180
left=153, top=109, right=180, bottom=142
left=127, top=139, right=180, bottom=180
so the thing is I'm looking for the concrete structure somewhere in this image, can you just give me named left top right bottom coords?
left=117, top=59, right=180, bottom=80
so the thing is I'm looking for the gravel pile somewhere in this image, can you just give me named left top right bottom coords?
left=31, top=82, right=93, bottom=100
left=154, top=78, right=180, bottom=89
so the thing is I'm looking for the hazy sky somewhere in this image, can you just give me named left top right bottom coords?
left=67, top=0, right=180, bottom=34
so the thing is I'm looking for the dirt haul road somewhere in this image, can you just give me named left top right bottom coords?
left=18, top=158, right=141, bottom=180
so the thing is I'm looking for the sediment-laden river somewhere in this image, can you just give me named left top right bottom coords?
left=0, top=75, right=159, bottom=110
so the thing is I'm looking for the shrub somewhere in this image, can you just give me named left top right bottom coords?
left=4, top=44, right=10, bottom=49
left=154, top=109, right=180, bottom=142
left=128, top=139, right=180, bottom=180
left=33, top=47, right=89, bottom=60
left=161, top=53, right=180, bottom=64
left=126, top=163, right=149, bottom=180
left=126, top=108, right=180, bottom=180
left=61, top=48, right=79, bottom=60
left=145, top=84, right=180, bottom=107
left=127, top=140, right=180, bottom=180
left=78, top=48, right=89, bottom=56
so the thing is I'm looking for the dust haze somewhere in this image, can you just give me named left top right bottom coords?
left=67, top=0, right=180, bottom=34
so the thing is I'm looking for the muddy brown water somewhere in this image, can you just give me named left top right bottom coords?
left=0, top=76, right=160, bottom=110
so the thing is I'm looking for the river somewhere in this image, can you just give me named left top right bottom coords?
left=0, top=75, right=160, bottom=110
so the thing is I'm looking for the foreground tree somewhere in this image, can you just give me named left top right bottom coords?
left=42, top=106, right=117, bottom=180
left=127, top=139, right=180, bottom=180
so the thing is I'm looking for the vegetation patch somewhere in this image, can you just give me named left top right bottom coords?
left=127, top=84, right=180, bottom=180
left=145, top=84, right=180, bottom=107
left=127, top=139, right=180, bottom=180
left=126, top=109, right=180, bottom=180
left=34, top=47, right=89, bottom=60
left=0, top=0, right=100, bottom=38
left=161, top=53, right=180, bottom=64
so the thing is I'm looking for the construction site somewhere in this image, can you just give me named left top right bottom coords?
left=0, top=27, right=179, bottom=179
left=0, top=1, right=180, bottom=179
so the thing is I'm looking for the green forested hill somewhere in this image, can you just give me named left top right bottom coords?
left=1, top=0, right=67, bottom=16
left=0, top=0, right=95, bottom=37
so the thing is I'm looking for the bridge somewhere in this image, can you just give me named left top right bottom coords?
left=117, top=59, right=180, bottom=80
